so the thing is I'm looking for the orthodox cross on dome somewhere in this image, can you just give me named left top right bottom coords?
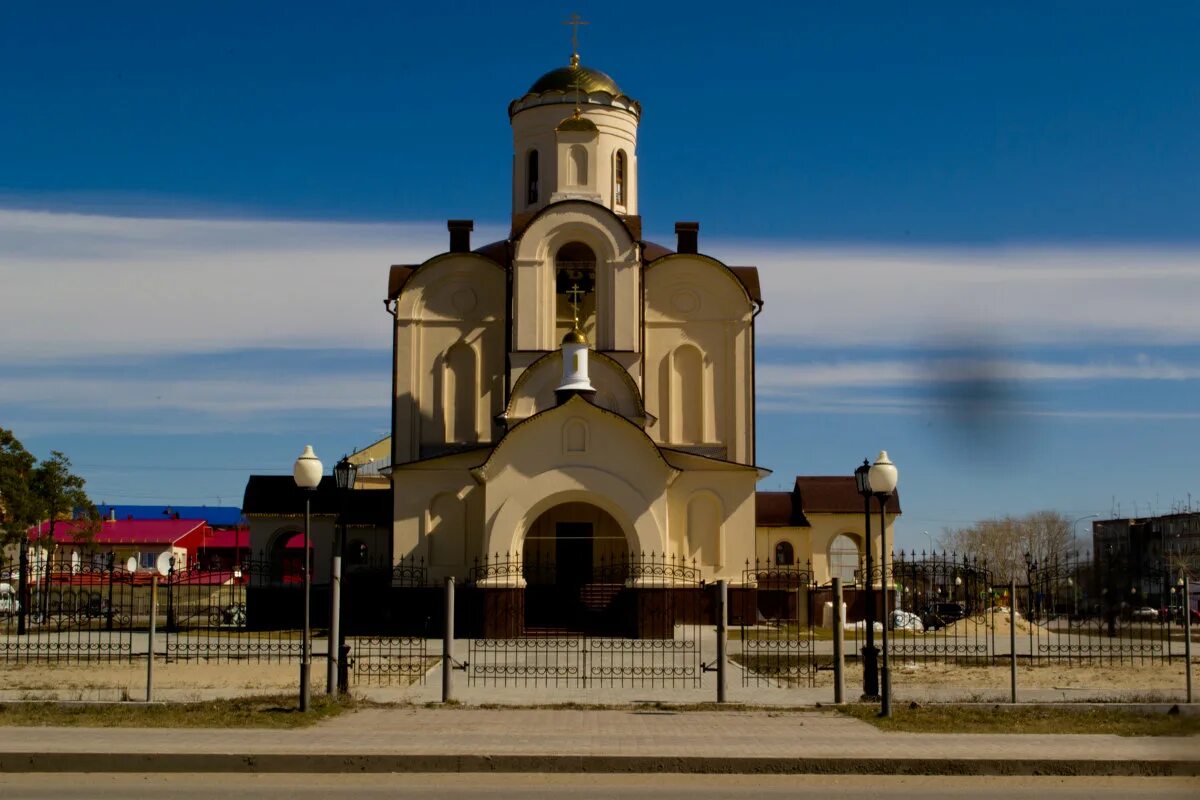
left=563, top=12, right=588, bottom=68
left=566, top=283, right=585, bottom=326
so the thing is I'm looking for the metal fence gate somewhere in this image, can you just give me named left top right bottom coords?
left=735, top=560, right=819, bottom=687
left=465, top=553, right=708, bottom=688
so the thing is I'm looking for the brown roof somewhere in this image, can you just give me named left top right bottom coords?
left=388, top=265, right=416, bottom=299
left=473, top=239, right=509, bottom=267
left=729, top=266, right=762, bottom=305
left=755, top=491, right=809, bottom=527
left=756, top=477, right=901, bottom=526
left=793, top=476, right=901, bottom=514
left=642, top=240, right=675, bottom=261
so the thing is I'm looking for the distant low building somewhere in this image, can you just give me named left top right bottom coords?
left=28, top=516, right=245, bottom=574
left=1093, top=511, right=1200, bottom=606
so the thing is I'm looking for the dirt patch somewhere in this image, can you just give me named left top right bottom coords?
left=940, top=608, right=1047, bottom=638
left=0, top=661, right=298, bottom=699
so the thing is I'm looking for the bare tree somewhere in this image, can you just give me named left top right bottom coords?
left=939, top=510, right=1073, bottom=582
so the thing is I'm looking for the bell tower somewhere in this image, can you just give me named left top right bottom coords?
left=508, top=19, right=641, bottom=232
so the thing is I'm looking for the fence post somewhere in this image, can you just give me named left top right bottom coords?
left=146, top=575, right=157, bottom=703
left=1009, top=577, right=1017, bottom=704
left=327, top=543, right=341, bottom=698
left=832, top=577, right=845, bottom=704
left=1184, top=577, right=1193, bottom=704
left=442, top=576, right=455, bottom=703
left=716, top=579, right=727, bottom=704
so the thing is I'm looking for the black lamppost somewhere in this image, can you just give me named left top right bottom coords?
left=854, top=459, right=878, bottom=699
left=869, top=451, right=899, bottom=718
left=328, top=455, right=357, bottom=697
left=293, top=444, right=323, bottom=712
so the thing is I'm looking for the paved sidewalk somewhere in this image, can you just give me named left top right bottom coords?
left=1, top=707, right=1196, bottom=775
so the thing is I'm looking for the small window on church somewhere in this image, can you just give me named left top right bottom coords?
left=614, top=150, right=626, bottom=205
left=775, top=541, right=794, bottom=566
left=527, top=150, right=539, bottom=205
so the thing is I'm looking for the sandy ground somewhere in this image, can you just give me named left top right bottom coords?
left=1, top=656, right=1193, bottom=703
left=0, top=661, right=299, bottom=700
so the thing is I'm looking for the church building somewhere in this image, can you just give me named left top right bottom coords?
left=382, top=45, right=899, bottom=594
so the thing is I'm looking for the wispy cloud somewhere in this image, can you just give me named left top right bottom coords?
left=757, top=355, right=1200, bottom=391
left=743, top=244, right=1200, bottom=346
left=2, top=209, right=1199, bottom=363
left=0, top=208, right=505, bottom=361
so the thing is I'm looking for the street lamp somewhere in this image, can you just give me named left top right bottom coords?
left=854, top=459, right=878, bottom=700
left=293, top=444, right=323, bottom=712
left=869, top=450, right=899, bottom=718
left=328, top=455, right=357, bottom=697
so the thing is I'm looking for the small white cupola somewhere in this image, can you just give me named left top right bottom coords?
left=555, top=284, right=595, bottom=403
left=509, top=26, right=640, bottom=229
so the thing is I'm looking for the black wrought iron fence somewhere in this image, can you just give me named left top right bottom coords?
left=464, top=551, right=708, bottom=688
left=734, top=558, right=820, bottom=687
left=837, top=550, right=1186, bottom=668
left=1, top=552, right=140, bottom=664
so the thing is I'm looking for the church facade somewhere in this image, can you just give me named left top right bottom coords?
left=384, top=52, right=898, bottom=593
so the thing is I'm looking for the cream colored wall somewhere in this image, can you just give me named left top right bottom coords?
left=391, top=450, right=482, bottom=583
left=511, top=202, right=639, bottom=353
left=511, top=104, right=638, bottom=219
left=393, top=255, right=506, bottom=464
left=661, top=452, right=759, bottom=582
left=644, top=255, right=755, bottom=463
left=754, top=512, right=897, bottom=585
left=392, top=399, right=759, bottom=584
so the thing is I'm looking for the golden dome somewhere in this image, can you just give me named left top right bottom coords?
left=528, top=65, right=622, bottom=96
left=562, top=326, right=588, bottom=345
left=556, top=114, right=598, bottom=133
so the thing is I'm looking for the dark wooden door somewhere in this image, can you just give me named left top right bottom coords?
left=556, top=522, right=593, bottom=588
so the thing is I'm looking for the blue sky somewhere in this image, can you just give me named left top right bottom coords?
left=2, top=2, right=1198, bottom=549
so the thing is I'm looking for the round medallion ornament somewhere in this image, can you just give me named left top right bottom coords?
left=670, top=290, right=699, bottom=313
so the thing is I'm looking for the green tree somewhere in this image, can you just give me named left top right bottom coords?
left=0, top=428, right=38, bottom=547
left=30, top=451, right=97, bottom=552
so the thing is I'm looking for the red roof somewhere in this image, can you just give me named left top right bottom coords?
left=32, top=518, right=207, bottom=546
left=196, top=527, right=249, bottom=549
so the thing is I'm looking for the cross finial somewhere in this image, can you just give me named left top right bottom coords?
left=566, top=283, right=585, bottom=325
left=563, top=12, right=589, bottom=67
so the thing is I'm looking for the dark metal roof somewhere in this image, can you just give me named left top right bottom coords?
left=241, top=476, right=391, bottom=525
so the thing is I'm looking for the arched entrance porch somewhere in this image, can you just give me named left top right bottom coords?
left=521, top=501, right=631, bottom=631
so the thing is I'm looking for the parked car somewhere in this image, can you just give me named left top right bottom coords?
left=920, top=602, right=967, bottom=631
left=1131, top=606, right=1160, bottom=622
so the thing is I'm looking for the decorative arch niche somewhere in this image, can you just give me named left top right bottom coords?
left=669, top=344, right=709, bottom=444
left=427, top=493, right=465, bottom=568
left=686, top=492, right=723, bottom=567
left=443, top=342, right=477, bottom=443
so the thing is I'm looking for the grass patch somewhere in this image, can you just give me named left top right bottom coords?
left=0, top=693, right=358, bottom=729
left=838, top=703, right=1200, bottom=736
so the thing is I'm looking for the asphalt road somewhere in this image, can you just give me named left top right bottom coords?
left=1, top=774, right=1198, bottom=799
